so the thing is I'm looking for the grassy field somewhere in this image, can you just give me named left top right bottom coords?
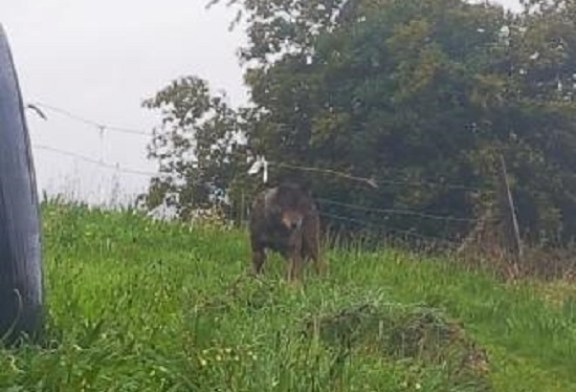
left=1, top=201, right=576, bottom=391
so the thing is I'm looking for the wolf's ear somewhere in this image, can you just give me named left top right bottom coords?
left=263, top=187, right=279, bottom=212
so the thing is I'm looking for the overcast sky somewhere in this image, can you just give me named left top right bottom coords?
left=1, top=0, right=521, bottom=206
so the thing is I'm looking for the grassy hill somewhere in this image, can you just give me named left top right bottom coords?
left=1, top=202, right=575, bottom=391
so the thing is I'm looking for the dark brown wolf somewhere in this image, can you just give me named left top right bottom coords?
left=248, top=182, right=326, bottom=281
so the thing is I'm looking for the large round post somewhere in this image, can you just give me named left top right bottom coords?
left=0, top=24, right=44, bottom=344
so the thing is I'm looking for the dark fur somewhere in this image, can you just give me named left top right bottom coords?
left=249, top=182, right=326, bottom=281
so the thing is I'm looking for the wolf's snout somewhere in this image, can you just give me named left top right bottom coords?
left=282, top=213, right=303, bottom=231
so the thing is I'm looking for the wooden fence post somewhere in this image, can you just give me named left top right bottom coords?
left=496, top=154, right=523, bottom=269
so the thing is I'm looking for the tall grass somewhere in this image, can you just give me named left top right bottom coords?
left=0, top=201, right=574, bottom=391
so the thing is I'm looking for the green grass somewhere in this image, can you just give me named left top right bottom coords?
left=1, top=201, right=576, bottom=391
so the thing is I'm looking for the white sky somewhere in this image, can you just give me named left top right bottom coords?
left=1, top=0, right=521, bottom=206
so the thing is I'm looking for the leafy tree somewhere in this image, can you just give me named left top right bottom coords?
left=209, top=0, right=576, bottom=244
left=141, top=76, right=249, bottom=221
left=497, top=0, right=576, bottom=242
left=143, top=0, right=576, bottom=246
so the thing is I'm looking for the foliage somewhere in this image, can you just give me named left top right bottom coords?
left=140, top=76, right=249, bottom=221
left=143, top=0, right=576, bottom=245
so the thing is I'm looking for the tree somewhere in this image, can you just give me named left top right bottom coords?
left=202, top=0, right=576, bottom=244
left=496, top=0, right=576, bottom=242
left=144, top=0, right=576, bottom=245
left=141, top=76, right=249, bottom=221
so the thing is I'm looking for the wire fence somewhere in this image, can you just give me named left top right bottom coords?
left=276, top=162, right=492, bottom=194
left=27, top=101, right=497, bottom=247
left=30, top=102, right=151, bottom=137
left=34, top=144, right=166, bottom=178
left=319, top=211, right=460, bottom=246
left=316, top=198, right=490, bottom=223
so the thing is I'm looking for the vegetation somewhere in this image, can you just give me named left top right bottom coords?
left=2, top=202, right=575, bottom=390
left=141, top=0, right=576, bottom=246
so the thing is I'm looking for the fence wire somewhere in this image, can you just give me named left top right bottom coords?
left=317, top=198, right=492, bottom=223
left=319, top=211, right=459, bottom=246
left=30, top=101, right=151, bottom=137
left=28, top=101, right=490, bottom=246
left=34, top=144, right=168, bottom=178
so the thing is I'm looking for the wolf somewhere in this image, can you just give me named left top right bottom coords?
left=248, top=182, right=326, bottom=281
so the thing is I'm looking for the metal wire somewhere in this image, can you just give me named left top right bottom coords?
left=29, top=102, right=151, bottom=137
left=317, top=198, right=491, bottom=223
left=34, top=144, right=169, bottom=178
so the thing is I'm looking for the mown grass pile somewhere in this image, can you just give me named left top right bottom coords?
left=1, top=201, right=575, bottom=391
